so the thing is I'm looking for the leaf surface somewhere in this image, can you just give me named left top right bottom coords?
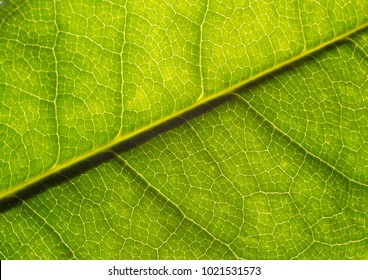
left=0, top=0, right=367, bottom=259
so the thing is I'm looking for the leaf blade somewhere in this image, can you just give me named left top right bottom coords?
left=0, top=0, right=367, bottom=259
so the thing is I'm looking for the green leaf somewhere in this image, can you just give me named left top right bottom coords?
left=1, top=0, right=367, bottom=259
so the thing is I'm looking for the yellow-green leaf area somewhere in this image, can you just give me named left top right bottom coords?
left=0, top=0, right=367, bottom=259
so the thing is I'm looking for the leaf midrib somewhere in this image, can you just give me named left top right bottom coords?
left=2, top=22, right=367, bottom=201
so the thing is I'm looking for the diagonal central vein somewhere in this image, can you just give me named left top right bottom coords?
left=1, top=22, right=367, bottom=201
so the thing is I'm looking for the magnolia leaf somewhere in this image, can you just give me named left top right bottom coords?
left=0, top=0, right=367, bottom=259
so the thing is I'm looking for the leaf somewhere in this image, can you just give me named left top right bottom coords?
left=0, top=0, right=367, bottom=259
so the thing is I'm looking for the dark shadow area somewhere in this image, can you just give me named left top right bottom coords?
left=0, top=151, right=115, bottom=211
left=114, top=95, right=234, bottom=153
left=0, top=94, right=234, bottom=212
left=0, top=0, right=21, bottom=25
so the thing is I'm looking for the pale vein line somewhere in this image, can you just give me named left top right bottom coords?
left=113, top=153, right=240, bottom=259
left=52, top=0, right=60, bottom=166
left=20, top=198, right=77, bottom=259
left=2, top=22, right=368, bottom=200
left=197, top=0, right=210, bottom=101
left=118, top=0, right=128, bottom=136
left=297, top=0, right=306, bottom=51
left=345, top=37, right=368, bottom=57
left=232, top=93, right=368, bottom=188
left=0, top=0, right=21, bottom=24
left=185, top=121, right=245, bottom=244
